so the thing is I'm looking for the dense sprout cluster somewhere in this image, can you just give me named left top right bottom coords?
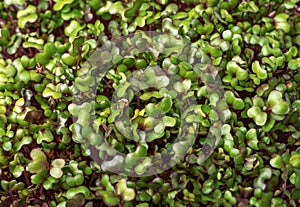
left=0, top=0, right=300, bottom=206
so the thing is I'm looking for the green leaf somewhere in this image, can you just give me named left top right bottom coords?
left=23, top=37, right=44, bottom=50
left=66, top=194, right=85, bottom=207
left=50, top=167, right=63, bottom=179
left=222, top=30, right=233, bottom=41
left=101, top=155, right=124, bottom=172
left=124, top=0, right=143, bottom=18
left=5, top=65, right=17, bottom=78
left=256, top=84, right=269, bottom=96
left=145, top=131, right=164, bottom=142
left=172, top=11, right=188, bottom=20
left=116, top=179, right=127, bottom=195
left=100, top=174, right=114, bottom=192
left=42, top=87, right=53, bottom=98
left=122, top=188, right=136, bottom=201
left=117, top=82, right=131, bottom=97
left=288, top=59, right=300, bottom=70
left=62, top=53, right=77, bottom=66
left=290, top=154, right=300, bottom=168
left=133, top=145, right=147, bottom=157
left=35, top=53, right=49, bottom=65
left=157, top=97, right=172, bottom=113
left=232, top=99, right=244, bottom=110
left=43, top=180, right=53, bottom=190
left=68, top=103, right=79, bottom=116
left=30, top=70, right=43, bottom=82
left=13, top=136, right=32, bottom=151
left=254, top=168, right=272, bottom=190
left=245, top=128, right=257, bottom=139
left=62, top=10, right=84, bottom=21
left=262, top=118, right=275, bottom=132
left=140, top=91, right=163, bottom=100
left=73, top=175, right=84, bottom=186
left=52, top=159, right=65, bottom=168
left=271, top=101, right=289, bottom=115
left=135, top=158, right=151, bottom=175
left=236, top=68, right=248, bottom=81
left=64, top=20, right=85, bottom=37
left=116, top=179, right=136, bottom=201
left=245, top=128, right=258, bottom=150
left=226, top=61, right=238, bottom=73
left=17, top=5, right=38, bottom=28
left=4, top=0, right=25, bottom=5
left=247, top=106, right=261, bottom=118
left=144, top=116, right=157, bottom=129
left=31, top=170, right=47, bottom=184
left=267, top=90, right=282, bottom=107
left=44, top=43, right=57, bottom=56
left=253, top=97, right=264, bottom=107
left=53, top=0, right=74, bottom=11
left=162, top=116, right=176, bottom=127
left=173, top=81, right=186, bottom=93
left=154, top=76, right=169, bottom=89
left=2, top=141, right=12, bottom=151
left=100, top=51, right=112, bottom=63
left=154, top=122, right=165, bottom=134
left=28, top=162, right=44, bottom=174
left=66, top=186, right=89, bottom=199
left=224, top=91, right=235, bottom=104
left=36, top=129, right=54, bottom=144
left=274, top=13, right=290, bottom=33
left=252, top=61, right=267, bottom=79
left=136, top=203, right=149, bottom=207
left=12, top=165, right=24, bottom=178
left=19, top=70, right=31, bottom=84
left=270, top=155, right=283, bottom=169
left=102, top=192, right=120, bottom=206
left=30, top=148, right=47, bottom=163
left=254, top=112, right=267, bottom=126
left=172, top=142, right=188, bottom=157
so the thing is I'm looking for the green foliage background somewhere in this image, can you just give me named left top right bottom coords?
left=0, top=0, right=300, bottom=206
